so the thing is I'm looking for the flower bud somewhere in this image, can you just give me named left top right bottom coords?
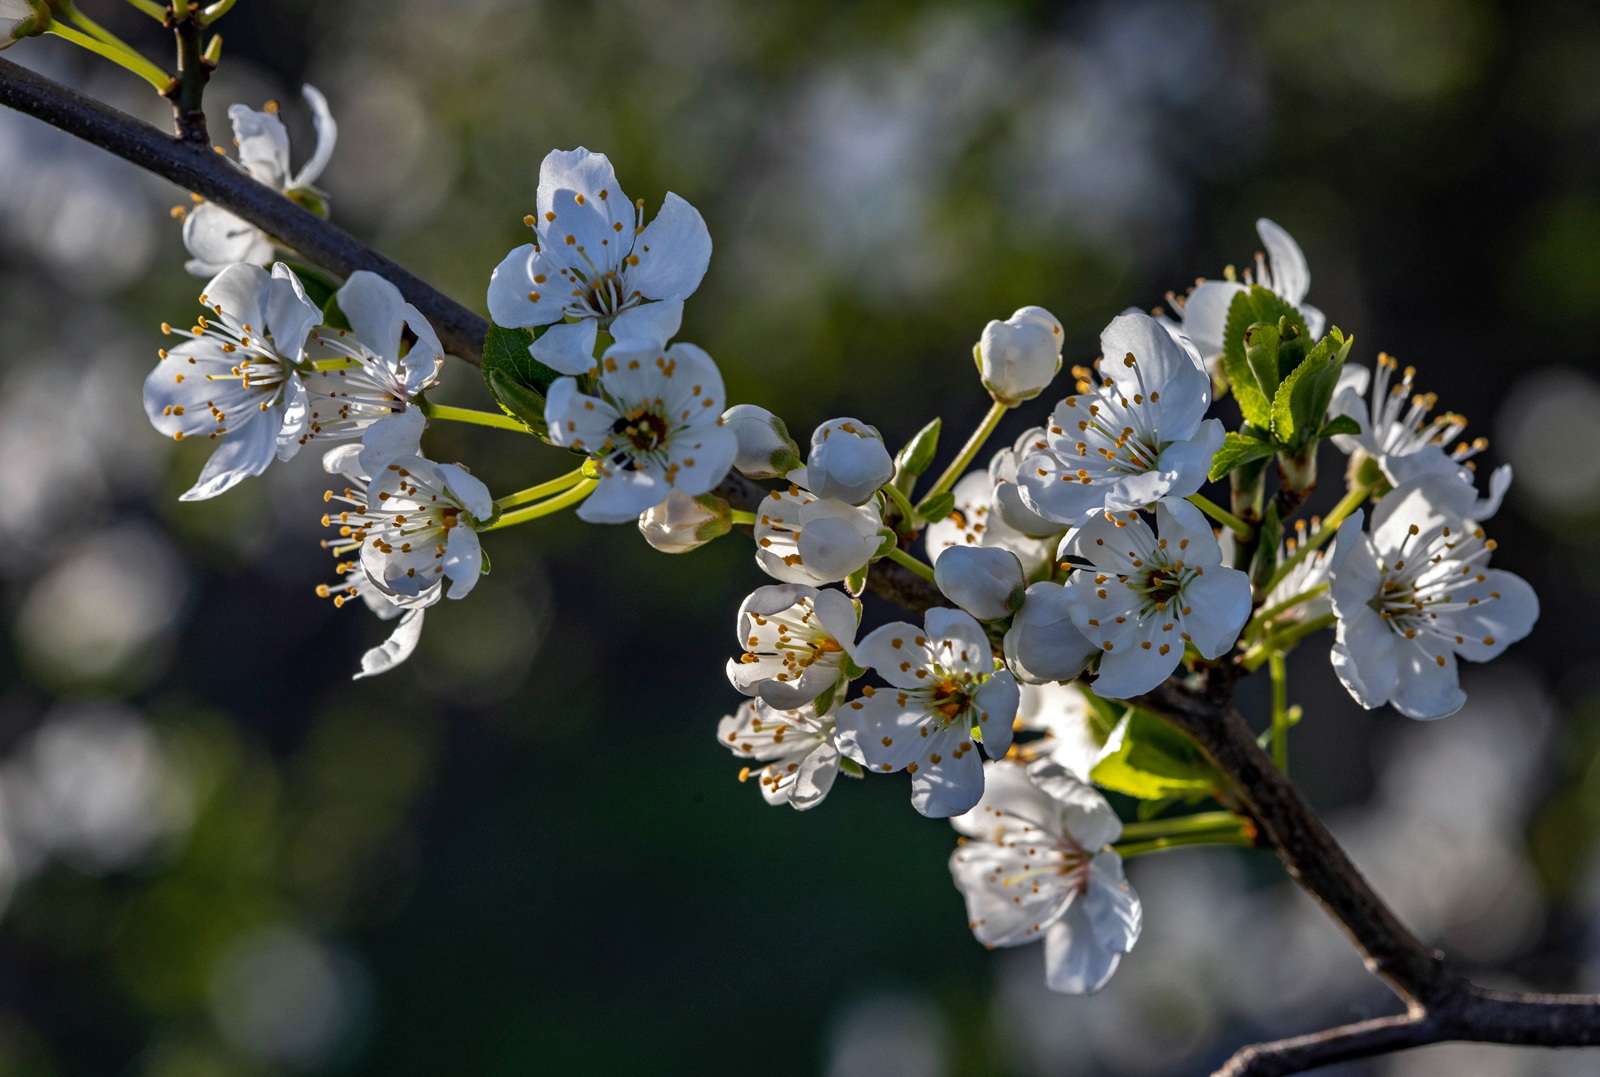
left=793, top=417, right=894, bottom=506
left=1003, top=582, right=1098, bottom=684
left=722, top=404, right=802, bottom=480
left=2, top=0, right=50, bottom=48
left=989, top=427, right=1064, bottom=537
left=933, top=546, right=1026, bottom=621
left=638, top=490, right=732, bottom=553
left=977, top=306, right=1064, bottom=406
left=893, top=417, right=941, bottom=484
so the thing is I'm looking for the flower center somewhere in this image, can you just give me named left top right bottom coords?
left=613, top=409, right=670, bottom=454
left=931, top=678, right=972, bottom=720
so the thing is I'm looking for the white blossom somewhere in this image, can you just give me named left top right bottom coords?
left=950, top=760, right=1141, bottom=993
left=1062, top=498, right=1252, bottom=699
left=301, top=270, right=444, bottom=475
left=934, top=545, right=1026, bottom=622
left=143, top=262, right=320, bottom=501
left=638, top=490, right=731, bottom=553
left=978, top=305, right=1064, bottom=406
left=721, top=404, right=802, bottom=479
left=486, top=147, right=712, bottom=375
left=925, top=457, right=1056, bottom=576
left=838, top=608, right=1020, bottom=818
left=351, top=454, right=494, bottom=603
left=316, top=444, right=437, bottom=679
left=1327, top=475, right=1539, bottom=720
left=719, top=697, right=863, bottom=811
left=988, top=427, right=1069, bottom=539
left=1329, top=354, right=1511, bottom=519
left=544, top=338, right=737, bottom=524
left=183, top=88, right=337, bottom=277
left=789, top=417, right=894, bottom=506
left=726, top=584, right=860, bottom=708
left=1163, top=218, right=1325, bottom=379
left=1002, top=581, right=1099, bottom=685
left=752, top=483, right=882, bottom=586
left=1018, top=312, right=1222, bottom=526
left=1011, top=681, right=1107, bottom=780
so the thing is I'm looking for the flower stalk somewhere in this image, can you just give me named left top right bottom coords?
left=481, top=478, right=598, bottom=531
left=1270, top=651, right=1289, bottom=773
left=1263, top=484, right=1369, bottom=594
left=419, top=401, right=530, bottom=433
left=495, top=468, right=587, bottom=511
left=883, top=545, right=936, bottom=583
left=1188, top=492, right=1254, bottom=539
left=922, top=400, right=1006, bottom=503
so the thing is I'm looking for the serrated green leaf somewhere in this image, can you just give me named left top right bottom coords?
left=1090, top=709, right=1223, bottom=799
left=481, top=323, right=563, bottom=442
left=1317, top=414, right=1361, bottom=438
left=1207, top=431, right=1279, bottom=481
left=1270, top=328, right=1352, bottom=452
left=1244, top=322, right=1281, bottom=402
left=1221, top=287, right=1305, bottom=429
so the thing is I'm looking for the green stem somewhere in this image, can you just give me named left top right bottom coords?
left=1242, top=612, right=1336, bottom=671
left=884, top=545, right=937, bottom=583
left=495, top=468, right=586, bottom=510
left=1114, top=829, right=1256, bottom=858
left=1262, top=484, right=1369, bottom=594
left=880, top=482, right=918, bottom=532
left=121, top=0, right=170, bottom=18
left=729, top=509, right=757, bottom=527
left=481, top=479, right=597, bottom=531
left=1248, top=581, right=1330, bottom=638
left=422, top=402, right=530, bottom=433
left=46, top=25, right=171, bottom=91
left=1187, top=493, right=1253, bottom=539
left=197, top=0, right=238, bottom=25
left=923, top=400, right=1006, bottom=502
left=1117, top=811, right=1244, bottom=841
left=1270, top=651, right=1289, bottom=774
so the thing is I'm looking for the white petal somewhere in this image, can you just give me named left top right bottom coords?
left=536, top=148, right=633, bottom=270
left=856, top=620, right=936, bottom=691
left=275, top=375, right=309, bottom=461
left=1445, top=568, right=1539, bottom=663
left=337, top=270, right=407, bottom=365
left=924, top=607, right=993, bottom=678
left=353, top=607, right=425, bottom=680
left=1389, top=639, right=1465, bottom=720
left=626, top=192, right=712, bottom=301
left=291, top=84, right=338, bottom=189
left=609, top=299, right=683, bottom=347
left=909, top=736, right=984, bottom=817
left=436, top=462, right=495, bottom=521
left=180, top=409, right=280, bottom=501
left=1257, top=217, right=1310, bottom=307
left=1100, top=312, right=1210, bottom=439
left=544, top=377, right=618, bottom=453
left=812, top=587, right=861, bottom=655
left=972, top=672, right=1019, bottom=757
left=321, top=443, right=367, bottom=481
left=1002, top=582, right=1097, bottom=684
left=201, top=262, right=272, bottom=335
left=1084, top=851, right=1142, bottom=953
left=441, top=526, right=482, bottom=598
left=182, top=202, right=273, bottom=275
left=267, top=263, right=322, bottom=358
left=229, top=103, right=290, bottom=189
left=486, top=244, right=567, bottom=329
left=577, top=467, right=670, bottom=524
left=1330, top=604, right=1398, bottom=710
left=530, top=319, right=600, bottom=376
left=1042, top=903, right=1122, bottom=995
left=1178, top=280, right=1246, bottom=360
left=1089, top=630, right=1182, bottom=700
left=358, top=407, right=426, bottom=477
left=934, top=545, right=1024, bottom=621
left=1177, top=567, right=1253, bottom=660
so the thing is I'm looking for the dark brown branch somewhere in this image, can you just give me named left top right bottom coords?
left=0, top=56, right=488, bottom=364
left=712, top=471, right=949, bottom=613
left=1134, top=672, right=1600, bottom=1075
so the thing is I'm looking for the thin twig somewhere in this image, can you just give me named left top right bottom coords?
left=0, top=57, right=490, bottom=365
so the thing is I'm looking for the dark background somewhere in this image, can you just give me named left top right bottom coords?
left=1, top=1, right=1599, bottom=1074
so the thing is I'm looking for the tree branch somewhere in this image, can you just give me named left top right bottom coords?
left=1133, top=671, right=1600, bottom=1075
left=0, top=56, right=489, bottom=365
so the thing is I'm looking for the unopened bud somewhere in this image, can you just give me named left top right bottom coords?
left=893, top=417, right=942, bottom=484
left=933, top=546, right=1026, bottom=622
left=638, top=490, right=732, bottom=553
left=722, top=404, right=802, bottom=480
left=793, top=417, right=894, bottom=506
left=1002, top=582, right=1098, bottom=684
left=977, top=305, right=1064, bottom=406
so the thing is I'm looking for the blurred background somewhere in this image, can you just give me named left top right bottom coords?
left=0, top=0, right=1598, bottom=1074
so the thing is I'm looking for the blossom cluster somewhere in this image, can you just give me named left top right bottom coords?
left=136, top=102, right=1539, bottom=1000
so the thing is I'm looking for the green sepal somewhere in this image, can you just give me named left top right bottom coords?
left=1208, top=431, right=1279, bottom=482
left=1249, top=501, right=1280, bottom=592
left=894, top=418, right=942, bottom=488
left=874, top=529, right=900, bottom=558
left=811, top=679, right=840, bottom=717
left=1090, top=709, right=1224, bottom=799
left=841, top=657, right=868, bottom=680
left=478, top=547, right=492, bottom=575
left=838, top=756, right=865, bottom=779
left=845, top=564, right=869, bottom=597
left=1221, top=287, right=1305, bottom=429
left=1317, top=414, right=1361, bottom=439
left=917, top=490, right=956, bottom=523
left=285, top=186, right=330, bottom=218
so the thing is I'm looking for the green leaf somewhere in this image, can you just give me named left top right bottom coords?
left=1220, top=287, right=1305, bottom=429
left=894, top=418, right=942, bottom=482
left=320, top=291, right=352, bottom=331
left=1244, top=322, right=1281, bottom=403
left=283, top=262, right=341, bottom=309
left=1270, top=327, right=1353, bottom=452
left=916, top=490, right=956, bottom=523
left=1208, top=431, right=1279, bottom=481
left=1317, top=413, right=1361, bottom=439
left=481, top=323, right=563, bottom=441
left=1090, top=709, right=1223, bottom=799
left=1077, top=686, right=1125, bottom=743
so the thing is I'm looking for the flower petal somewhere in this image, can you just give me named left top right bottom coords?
left=436, top=462, right=494, bottom=521
left=353, top=607, right=425, bottom=680
left=609, top=299, right=683, bottom=347
left=486, top=244, right=568, bottom=329
left=1330, top=604, right=1398, bottom=710
left=910, top=734, right=984, bottom=817
left=182, top=202, right=273, bottom=277
left=229, top=103, right=290, bottom=189
left=1389, top=639, right=1465, bottom=720
left=1257, top=217, right=1309, bottom=307
left=358, top=407, right=426, bottom=477
left=441, top=526, right=482, bottom=598
left=576, top=466, right=669, bottom=524
left=1178, top=280, right=1246, bottom=360
left=337, top=270, right=408, bottom=365
left=291, top=84, right=338, bottom=189
left=627, top=192, right=712, bottom=301
left=1177, top=566, right=1252, bottom=660
left=530, top=319, right=600, bottom=376
left=856, top=620, right=937, bottom=690
left=972, top=671, right=1019, bottom=757
left=267, top=263, right=322, bottom=358
left=180, top=409, right=280, bottom=501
